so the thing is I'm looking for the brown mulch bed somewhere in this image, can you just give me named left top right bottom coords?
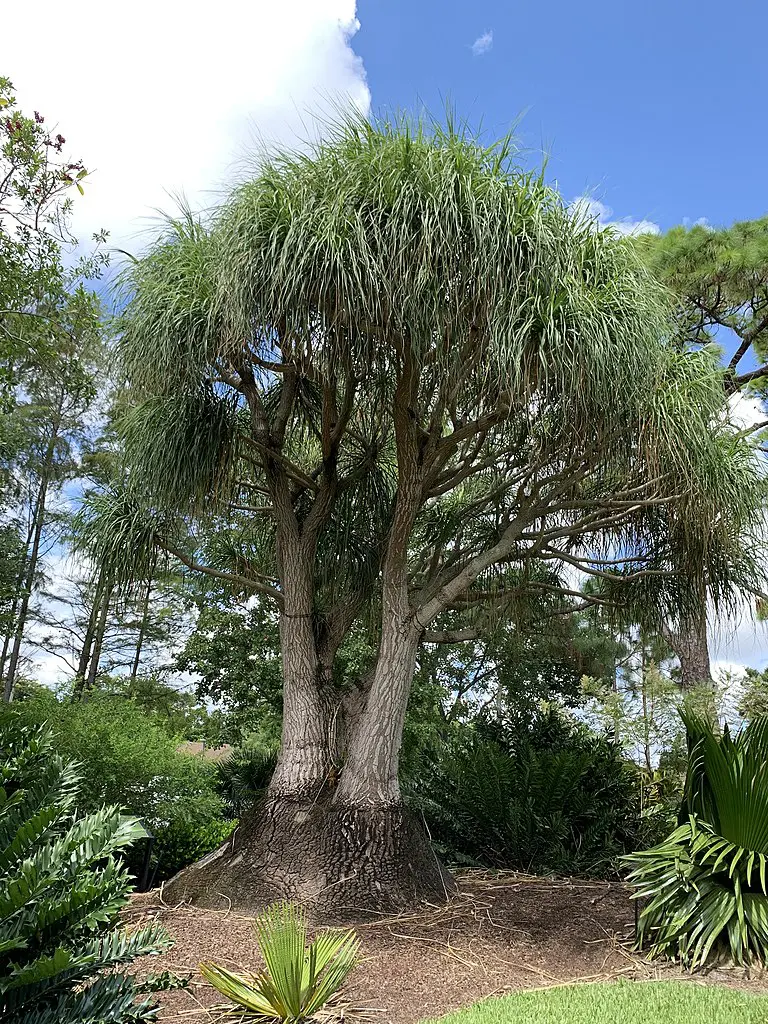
left=125, top=871, right=768, bottom=1024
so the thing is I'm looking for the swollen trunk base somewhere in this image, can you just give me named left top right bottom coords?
left=162, top=796, right=454, bottom=917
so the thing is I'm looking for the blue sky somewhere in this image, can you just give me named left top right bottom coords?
left=356, top=0, right=767, bottom=232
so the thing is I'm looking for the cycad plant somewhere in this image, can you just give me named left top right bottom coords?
left=626, top=711, right=768, bottom=968
left=200, top=902, right=360, bottom=1021
left=406, top=715, right=644, bottom=876
left=0, top=712, right=171, bottom=1024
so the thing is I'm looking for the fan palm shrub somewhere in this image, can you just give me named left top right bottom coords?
left=626, top=712, right=768, bottom=967
left=0, top=712, right=171, bottom=1024
left=215, top=747, right=278, bottom=816
left=200, top=901, right=359, bottom=1021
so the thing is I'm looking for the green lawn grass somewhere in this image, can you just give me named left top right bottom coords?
left=429, top=981, right=768, bottom=1024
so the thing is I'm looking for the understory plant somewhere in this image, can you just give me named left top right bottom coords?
left=407, top=710, right=648, bottom=875
left=11, top=691, right=231, bottom=880
left=0, top=712, right=171, bottom=1024
left=626, top=712, right=768, bottom=968
left=200, top=901, right=360, bottom=1021
left=215, top=747, right=278, bottom=817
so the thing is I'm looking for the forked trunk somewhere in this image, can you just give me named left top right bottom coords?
left=164, top=617, right=453, bottom=915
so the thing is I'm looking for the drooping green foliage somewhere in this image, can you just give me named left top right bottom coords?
left=627, top=712, right=768, bottom=968
left=200, top=901, right=359, bottom=1021
left=406, top=709, right=649, bottom=875
left=83, top=113, right=765, bottom=642
left=0, top=712, right=171, bottom=1024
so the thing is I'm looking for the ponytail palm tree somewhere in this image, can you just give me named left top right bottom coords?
left=81, top=113, right=764, bottom=912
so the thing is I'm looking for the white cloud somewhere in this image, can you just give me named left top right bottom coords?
left=3, top=1, right=370, bottom=250
left=571, top=196, right=660, bottom=237
left=729, top=389, right=766, bottom=432
left=471, top=31, right=494, bottom=57
left=682, top=216, right=714, bottom=231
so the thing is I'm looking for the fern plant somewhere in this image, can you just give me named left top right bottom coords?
left=626, top=712, right=768, bottom=968
left=0, top=711, right=171, bottom=1024
left=200, top=901, right=359, bottom=1021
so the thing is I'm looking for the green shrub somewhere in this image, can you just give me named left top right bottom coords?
left=0, top=712, right=171, bottom=1024
left=152, top=817, right=238, bottom=880
left=200, top=901, right=359, bottom=1021
left=406, top=710, right=650, bottom=876
left=626, top=712, right=768, bottom=968
left=12, top=692, right=231, bottom=880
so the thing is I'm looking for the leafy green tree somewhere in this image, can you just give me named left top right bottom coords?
left=0, top=77, right=108, bottom=701
left=737, top=666, right=768, bottom=721
left=80, top=116, right=762, bottom=911
left=176, top=601, right=283, bottom=743
left=638, top=220, right=768, bottom=688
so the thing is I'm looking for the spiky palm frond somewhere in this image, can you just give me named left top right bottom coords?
left=626, top=714, right=768, bottom=968
left=200, top=901, right=359, bottom=1021
left=215, top=749, right=278, bottom=817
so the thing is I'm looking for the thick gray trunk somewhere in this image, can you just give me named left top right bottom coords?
left=267, top=612, right=335, bottom=799
left=268, top=532, right=335, bottom=799
left=665, top=610, right=713, bottom=691
left=163, top=611, right=452, bottom=912
left=164, top=792, right=452, bottom=916
left=334, top=619, right=420, bottom=807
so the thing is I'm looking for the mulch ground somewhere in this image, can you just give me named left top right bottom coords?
left=125, top=871, right=768, bottom=1024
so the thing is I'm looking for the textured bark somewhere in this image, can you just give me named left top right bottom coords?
left=269, top=601, right=335, bottom=799
left=335, top=622, right=420, bottom=806
left=664, top=609, right=713, bottom=691
left=163, top=792, right=453, bottom=917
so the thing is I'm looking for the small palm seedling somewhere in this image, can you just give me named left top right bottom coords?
left=626, top=711, right=768, bottom=968
left=200, top=901, right=360, bottom=1021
